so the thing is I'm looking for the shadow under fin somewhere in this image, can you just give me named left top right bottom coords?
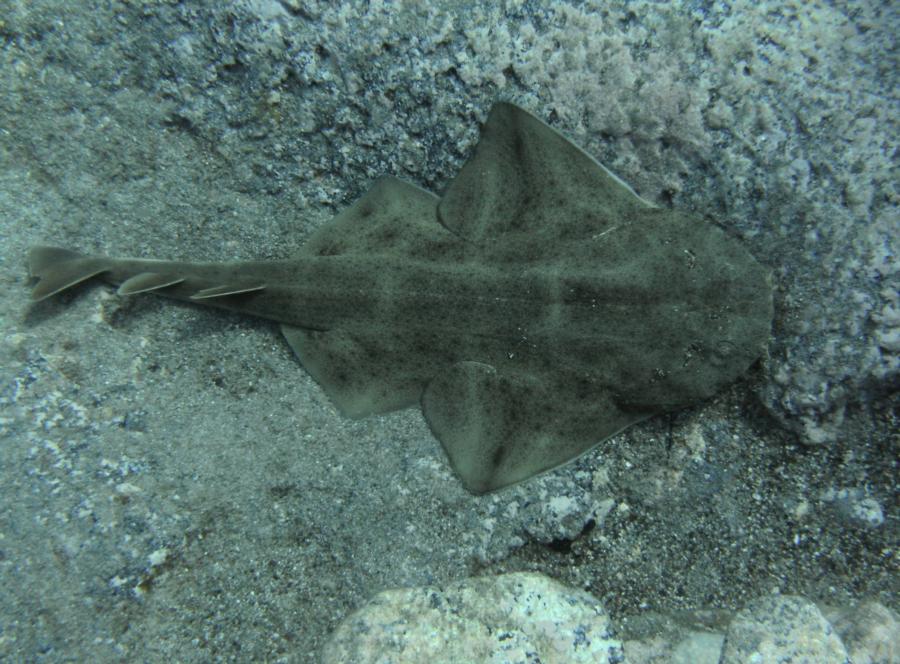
left=191, top=283, right=266, bottom=299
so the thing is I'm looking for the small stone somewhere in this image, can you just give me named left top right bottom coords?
left=824, top=488, right=886, bottom=529
left=148, top=547, right=169, bottom=567
left=849, top=498, right=885, bottom=528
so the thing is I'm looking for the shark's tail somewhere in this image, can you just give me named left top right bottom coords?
left=28, top=246, right=266, bottom=302
left=27, top=246, right=113, bottom=301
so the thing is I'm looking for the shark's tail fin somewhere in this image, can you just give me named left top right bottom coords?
left=28, top=246, right=112, bottom=301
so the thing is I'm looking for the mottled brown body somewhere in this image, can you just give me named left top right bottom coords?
left=29, top=103, right=772, bottom=493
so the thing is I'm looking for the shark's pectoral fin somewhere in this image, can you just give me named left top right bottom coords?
left=281, top=325, right=448, bottom=418
left=422, top=361, right=648, bottom=494
left=422, top=361, right=559, bottom=494
left=437, top=103, right=654, bottom=245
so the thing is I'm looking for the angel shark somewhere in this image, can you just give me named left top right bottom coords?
left=28, top=102, right=773, bottom=494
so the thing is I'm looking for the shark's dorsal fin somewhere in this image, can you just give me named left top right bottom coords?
left=118, top=273, right=185, bottom=295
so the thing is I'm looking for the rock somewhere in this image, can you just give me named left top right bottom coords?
left=827, top=601, right=900, bottom=664
left=720, top=595, right=849, bottom=663
left=321, top=572, right=624, bottom=664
